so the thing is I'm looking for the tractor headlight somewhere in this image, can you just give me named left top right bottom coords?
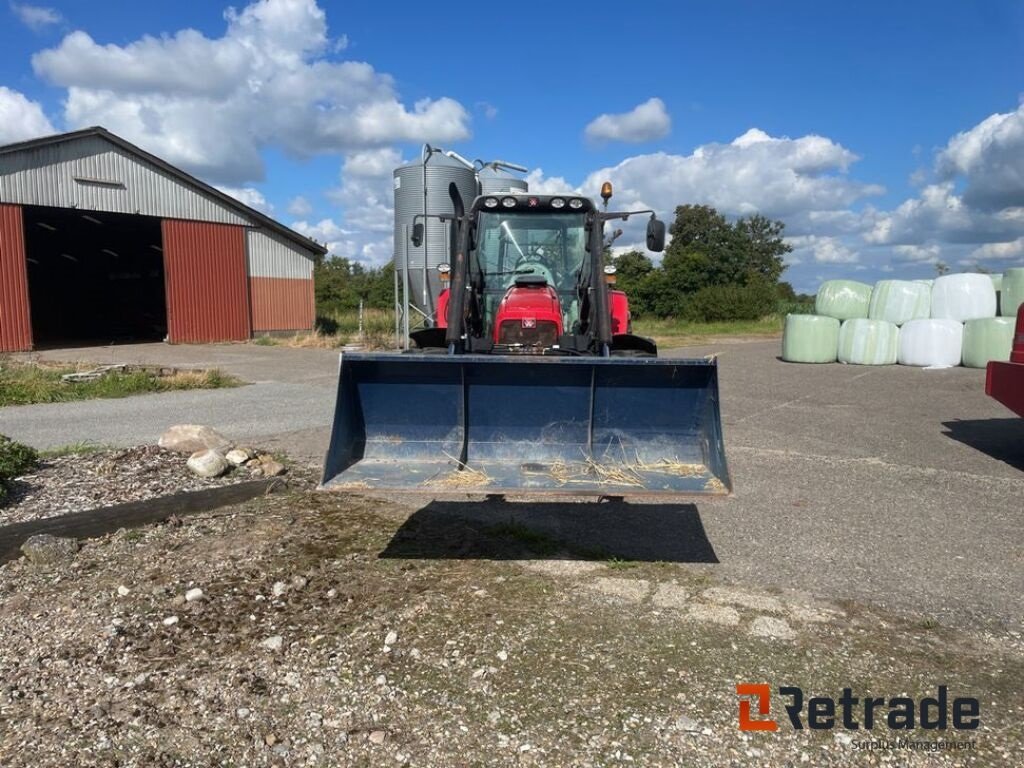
left=484, top=197, right=498, bottom=208
left=550, top=198, right=565, bottom=209
left=569, top=198, right=584, bottom=209
left=501, top=197, right=517, bottom=208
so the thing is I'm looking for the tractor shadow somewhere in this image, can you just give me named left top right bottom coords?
left=941, top=418, right=1024, bottom=472
left=379, top=498, right=718, bottom=563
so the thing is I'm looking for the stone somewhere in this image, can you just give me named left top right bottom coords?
left=185, top=588, right=204, bottom=602
left=260, top=635, right=284, bottom=652
left=162, top=616, right=179, bottom=626
left=225, top=448, right=254, bottom=466
left=158, top=424, right=231, bottom=454
left=384, top=630, right=398, bottom=646
left=257, top=455, right=287, bottom=477
left=187, top=449, right=229, bottom=478
left=496, top=650, right=508, bottom=662
left=21, top=534, right=78, bottom=565
left=674, top=715, right=701, bottom=732
left=748, top=616, right=796, bottom=641
left=368, top=731, right=386, bottom=745
left=117, top=585, right=130, bottom=597
left=272, top=581, right=288, bottom=597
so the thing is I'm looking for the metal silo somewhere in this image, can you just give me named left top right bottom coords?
left=477, top=161, right=529, bottom=196
left=393, top=146, right=477, bottom=326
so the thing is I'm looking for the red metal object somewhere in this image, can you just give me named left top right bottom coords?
left=0, top=204, right=33, bottom=352
left=985, top=305, right=1024, bottom=417
left=609, top=289, right=630, bottom=335
left=250, top=277, right=314, bottom=332
left=436, top=287, right=450, bottom=328
left=492, top=282, right=563, bottom=344
left=161, top=219, right=250, bottom=343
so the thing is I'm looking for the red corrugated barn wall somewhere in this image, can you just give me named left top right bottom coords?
left=0, top=204, right=33, bottom=352
left=250, top=277, right=315, bottom=331
left=161, top=219, right=250, bottom=343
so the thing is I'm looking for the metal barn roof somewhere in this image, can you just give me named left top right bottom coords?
left=0, top=127, right=327, bottom=257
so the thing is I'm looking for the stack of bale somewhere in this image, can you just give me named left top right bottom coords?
left=782, top=267, right=1023, bottom=368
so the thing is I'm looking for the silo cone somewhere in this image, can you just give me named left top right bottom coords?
left=320, top=353, right=731, bottom=497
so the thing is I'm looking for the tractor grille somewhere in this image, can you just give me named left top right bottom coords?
left=498, top=320, right=559, bottom=348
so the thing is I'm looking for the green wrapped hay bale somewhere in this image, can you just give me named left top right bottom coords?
left=782, top=314, right=840, bottom=363
left=990, top=273, right=1004, bottom=316
left=815, top=280, right=872, bottom=320
left=838, top=319, right=899, bottom=365
left=868, top=280, right=930, bottom=325
left=1001, top=268, right=1024, bottom=318
left=962, top=317, right=1016, bottom=368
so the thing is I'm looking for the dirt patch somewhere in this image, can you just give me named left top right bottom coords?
left=0, top=490, right=1020, bottom=766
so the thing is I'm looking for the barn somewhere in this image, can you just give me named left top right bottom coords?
left=0, top=127, right=326, bottom=352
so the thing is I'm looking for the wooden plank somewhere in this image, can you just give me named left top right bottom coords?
left=0, top=479, right=283, bottom=564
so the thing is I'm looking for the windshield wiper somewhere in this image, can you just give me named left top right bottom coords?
left=482, top=268, right=536, bottom=276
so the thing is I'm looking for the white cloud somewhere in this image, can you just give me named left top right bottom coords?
left=290, top=217, right=353, bottom=258
left=475, top=101, right=498, bottom=120
left=969, top=237, right=1024, bottom=261
left=215, top=185, right=273, bottom=214
left=584, top=98, right=671, bottom=144
left=31, top=0, right=470, bottom=183
left=0, top=86, right=55, bottom=143
left=937, top=103, right=1024, bottom=211
left=10, top=2, right=61, bottom=31
left=893, top=244, right=942, bottom=263
left=578, top=129, right=880, bottom=220
left=287, top=195, right=313, bottom=218
left=786, top=235, right=860, bottom=264
left=524, top=168, right=577, bottom=195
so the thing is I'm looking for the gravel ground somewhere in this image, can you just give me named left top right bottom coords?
left=0, top=489, right=1020, bottom=766
left=1, top=446, right=258, bottom=525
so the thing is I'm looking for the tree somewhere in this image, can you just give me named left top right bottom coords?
left=734, top=214, right=790, bottom=284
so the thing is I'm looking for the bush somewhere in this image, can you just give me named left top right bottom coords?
left=0, top=434, right=38, bottom=503
left=681, top=281, right=778, bottom=322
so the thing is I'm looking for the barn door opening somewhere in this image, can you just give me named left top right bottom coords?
left=23, top=205, right=167, bottom=347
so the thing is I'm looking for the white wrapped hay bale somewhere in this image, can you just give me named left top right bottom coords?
left=814, top=280, right=872, bottom=320
left=1001, top=268, right=1024, bottom=318
left=961, top=317, right=1016, bottom=368
left=782, top=314, right=840, bottom=363
left=868, top=280, right=930, bottom=325
left=838, top=319, right=899, bottom=365
left=930, top=273, right=997, bottom=321
left=897, top=319, right=964, bottom=368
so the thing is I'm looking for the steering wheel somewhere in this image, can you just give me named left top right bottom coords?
left=513, top=259, right=556, bottom=287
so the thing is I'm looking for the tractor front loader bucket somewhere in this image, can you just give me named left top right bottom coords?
left=321, top=353, right=731, bottom=497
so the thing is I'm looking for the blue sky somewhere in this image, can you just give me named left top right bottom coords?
left=2, top=0, right=1023, bottom=291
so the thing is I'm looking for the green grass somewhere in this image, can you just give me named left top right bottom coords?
left=0, top=434, right=38, bottom=503
left=0, top=363, right=241, bottom=407
left=632, top=315, right=784, bottom=348
left=39, top=442, right=110, bottom=459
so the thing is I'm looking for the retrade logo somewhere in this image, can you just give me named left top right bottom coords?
left=736, top=683, right=778, bottom=731
left=736, top=684, right=980, bottom=732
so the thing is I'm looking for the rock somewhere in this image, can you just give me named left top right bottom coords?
left=158, top=424, right=231, bottom=454
left=290, top=576, right=308, bottom=590
left=260, top=635, right=284, bottom=652
left=748, top=616, right=796, bottom=641
left=185, top=588, right=204, bottom=602
left=496, top=650, right=508, bottom=662
left=368, top=730, right=386, bottom=745
left=674, top=715, right=701, bottom=732
left=384, top=630, right=398, bottom=646
left=187, top=450, right=229, bottom=478
left=272, top=581, right=288, bottom=597
left=21, top=534, right=78, bottom=565
left=256, top=455, right=287, bottom=477
left=225, top=447, right=254, bottom=466
left=162, top=615, right=179, bottom=626
left=117, top=585, right=130, bottom=597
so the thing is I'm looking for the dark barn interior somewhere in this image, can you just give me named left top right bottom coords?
left=23, top=206, right=167, bottom=347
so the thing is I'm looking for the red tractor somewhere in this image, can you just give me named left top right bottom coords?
left=321, top=183, right=731, bottom=496
left=986, top=304, right=1024, bottom=418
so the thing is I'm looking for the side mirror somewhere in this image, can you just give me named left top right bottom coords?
left=411, top=222, right=424, bottom=248
left=646, top=217, right=666, bottom=252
